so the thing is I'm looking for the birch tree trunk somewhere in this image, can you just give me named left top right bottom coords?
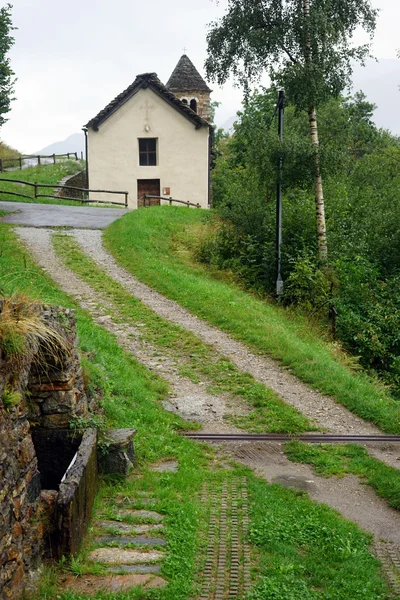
left=308, top=107, right=328, bottom=262
left=303, top=0, right=328, bottom=262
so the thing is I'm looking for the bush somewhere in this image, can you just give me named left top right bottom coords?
left=335, top=258, right=400, bottom=396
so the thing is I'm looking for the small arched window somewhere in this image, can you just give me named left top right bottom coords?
left=181, top=98, right=188, bottom=105
left=190, top=99, right=197, bottom=113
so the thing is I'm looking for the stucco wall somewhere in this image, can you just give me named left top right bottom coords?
left=87, top=87, right=210, bottom=209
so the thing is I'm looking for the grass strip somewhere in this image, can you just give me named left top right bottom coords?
left=1, top=224, right=391, bottom=599
left=0, top=161, right=85, bottom=205
left=247, top=476, right=389, bottom=600
left=53, top=232, right=312, bottom=434
left=285, top=441, right=400, bottom=510
left=103, top=207, right=400, bottom=434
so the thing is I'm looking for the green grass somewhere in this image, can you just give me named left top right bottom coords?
left=0, top=140, right=21, bottom=169
left=0, top=160, right=85, bottom=205
left=285, top=441, right=400, bottom=510
left=103, top=206, right=400, bottom=434
left=53, top=231, right=312, bottom=434
left=1, top=223, right=391, bottom=599
left=247, top=477, right=389, bottom=600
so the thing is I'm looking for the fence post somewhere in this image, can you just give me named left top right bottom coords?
left=169, top=197, right=172, bottom=206
left=53, top=153, right=56, bottom=164
left=124, top=193, right=128, bottom=208
left=0, top=159, right=2, bottom=173
left=75, top=152, right=78, bottom=160
left=37, top=156, right=41, bottom=166
left=81, top=151, right=83, bottom=160
left=187, top=201, right=190, bottom=207
left=34, top=183, right=37, bottom=199
left=197, top=203, right=200, bottom=208
left=19, top=157, right=22, bottom=170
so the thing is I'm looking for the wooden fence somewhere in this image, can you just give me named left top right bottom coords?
left=144, top=195, right=201, bottom=208
left=0, top=152, right=80, bottom=172
left=0, top=178, right=128, bottom=207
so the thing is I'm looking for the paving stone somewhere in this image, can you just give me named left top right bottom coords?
left=62, top=574, right=167, bottom=594
left=107, top=564, right=162, bottom=574
left=272, top=473, right=317, bottom=492
left=119, top=509, right=164, bottom=521
left=95, top=535, right=167, bottom=547
left=149, top=460, right=179, bottom=473
left=97, top=520, right=164, bottom=534
left=89, top=547, right=165, bottom=565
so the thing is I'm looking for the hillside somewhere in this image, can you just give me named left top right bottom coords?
left=1, top=199, right=399, bottom=597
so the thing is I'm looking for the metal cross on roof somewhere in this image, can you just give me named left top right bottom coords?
left=183, top=46, right=188, bottom=54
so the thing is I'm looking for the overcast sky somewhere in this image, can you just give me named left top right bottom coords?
left=1, top=0, right=399, bottom=153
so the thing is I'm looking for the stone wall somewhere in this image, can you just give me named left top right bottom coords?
left=0, top=302, right=91, bottom=598
left=56, top=171, right=87, bottom=200
left=174, top=90, right=211, bottom=121
left=0, top=379, right=43, bottom=599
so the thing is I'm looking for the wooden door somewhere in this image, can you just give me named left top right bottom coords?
left=137, top=179, right=160, bottom=208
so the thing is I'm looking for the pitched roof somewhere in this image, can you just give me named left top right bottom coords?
left=85, top=72, right=210, bottom=131
left=166, top=55, right=212, bottom=93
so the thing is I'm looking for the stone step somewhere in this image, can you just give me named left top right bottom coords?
left=95, top=535, right=167, bottom=547
left=118, top=509, right=164, bottom=522
left=89, top=547, right=165, bottom=565
left=107, top=564, right=161, bottom=574
left=97, top=520, right=165, bottom=535
left=149, top=460, right=179, bottom=473
left=63, top=573, right=167, bottom=594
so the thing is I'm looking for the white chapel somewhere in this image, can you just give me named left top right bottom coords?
left=84, top=55, right=213, bottom=209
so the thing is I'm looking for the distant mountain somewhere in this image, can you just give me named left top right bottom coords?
left=220, top=115, right=237, bottom=132
left=36, top=132, right=85, bottom=157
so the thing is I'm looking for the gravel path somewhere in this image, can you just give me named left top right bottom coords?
left=72, top=229, right=400, bottom=469
left=15, top=227, right=245, bottom=435
left=14, top=226, right=400, bottom=562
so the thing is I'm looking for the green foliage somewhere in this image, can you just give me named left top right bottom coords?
left=204, top=86, right=400, bottom=395
left=2, top=384, right=22, bottom=410
left=334, top=260, right=400, bottom=394
left=205, top=0, right=377, bottom=112
left=283, top=254, right=331, bottom=313
left=0, top=4, right=15, bottom=129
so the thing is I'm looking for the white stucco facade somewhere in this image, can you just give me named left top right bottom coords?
left=87, top=87, right=210, bottom=209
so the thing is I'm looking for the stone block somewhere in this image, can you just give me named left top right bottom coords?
left=98, top=429, right=136, bottom=477
left=18, top=437, right=36, bottom=467
left=42, top=391, right=76, bottom=414
left=41, top=413, right=71, bottom=428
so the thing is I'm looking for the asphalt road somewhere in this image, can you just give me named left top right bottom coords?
left=0, top=201, right=130, bottom=229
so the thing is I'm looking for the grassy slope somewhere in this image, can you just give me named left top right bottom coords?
left=104, top=207, right=400, bottom=434
left=0, top=223, right=390, bottom=599
left=0, top=140, right=21, bottom=168
left=0, top=161, right=85, bottom=205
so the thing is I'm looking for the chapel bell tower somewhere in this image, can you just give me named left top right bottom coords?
left=166, top=54, right=212, bottom=122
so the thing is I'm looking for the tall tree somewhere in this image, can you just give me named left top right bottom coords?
left=205, top=0, right=377, bottom=262
left=0, top=4, right=15, bottom=129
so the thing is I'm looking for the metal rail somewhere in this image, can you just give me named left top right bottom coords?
left=184, top=433, right=400, bottom=443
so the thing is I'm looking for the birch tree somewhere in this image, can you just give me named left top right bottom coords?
left=205, top=0, right=377, bottom=262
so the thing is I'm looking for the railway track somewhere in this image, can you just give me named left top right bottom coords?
left=184, top=433, right=400, bottom=443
